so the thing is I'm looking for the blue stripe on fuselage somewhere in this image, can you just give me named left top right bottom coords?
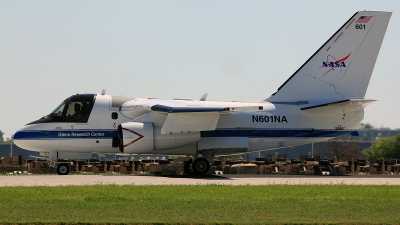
left=14, top=129, right=358, bottom=140
left=201, top=129, right=358, bottom=138
left=14, top=130, right=118, bottom=140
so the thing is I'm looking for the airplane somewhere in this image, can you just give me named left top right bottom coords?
left=13, top=11, right=392, bottom=175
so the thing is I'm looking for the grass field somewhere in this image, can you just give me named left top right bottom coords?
left=0, top=184, right=399, bottom=224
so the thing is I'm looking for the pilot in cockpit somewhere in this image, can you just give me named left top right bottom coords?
left=73, top=103, right=83, bottom=117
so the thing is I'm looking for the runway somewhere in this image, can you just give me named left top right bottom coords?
left=1, top=174, right=400, bottom=186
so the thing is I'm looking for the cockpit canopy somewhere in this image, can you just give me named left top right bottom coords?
left=28, top=94, right=96, bottom=125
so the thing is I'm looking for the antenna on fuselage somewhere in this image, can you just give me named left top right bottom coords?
left=101, top=89, right=106, bottom=95
left=200, top=93, right=208, bottom=101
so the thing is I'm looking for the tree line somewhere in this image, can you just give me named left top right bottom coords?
left=315, top=135, right=361, bottom=161
left=316, top=131, right=400, bottom=162
left=0, top=130, right=13, bottom=143
left=362, top=133, right=400, bottom=161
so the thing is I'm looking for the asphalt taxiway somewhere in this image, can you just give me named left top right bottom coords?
left=1, top=174, right=400, bottom=186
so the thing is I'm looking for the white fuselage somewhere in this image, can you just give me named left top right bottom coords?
left=14, top=94, right=362, bottom=158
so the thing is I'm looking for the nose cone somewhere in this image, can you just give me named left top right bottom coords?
left=13, top=124, right=61, bottom=152
left=13, top=126, right=29, bottom=150
left=13, top=127, right=26, bottom=140
left=13, top=125, right=41, bottom=151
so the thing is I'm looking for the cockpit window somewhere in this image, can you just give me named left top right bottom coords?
left=65, top=95, right=94, bottom=120
left=49, top=101, right=66, bottom=117
left=28, top=94, right=96, bottom=125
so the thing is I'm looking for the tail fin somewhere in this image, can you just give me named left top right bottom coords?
left=266, top=11, right=391, bottom=103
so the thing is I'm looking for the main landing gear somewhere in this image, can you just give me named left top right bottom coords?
left=184, top=149, right=215, bottom=176
left=184, top=158, right=211, bottom=175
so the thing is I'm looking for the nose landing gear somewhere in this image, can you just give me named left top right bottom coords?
left=56, top=163, right=70, bottom=175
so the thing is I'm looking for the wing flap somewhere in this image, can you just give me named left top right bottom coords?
left=152, top=104, right=263, bottom=134
left=161, top=113, right=220, bottom=134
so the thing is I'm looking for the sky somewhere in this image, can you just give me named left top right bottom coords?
left=1, top=1, right=400, bottom=139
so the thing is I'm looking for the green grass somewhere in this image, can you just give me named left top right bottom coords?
left=0, top=184, right=400, bottom=224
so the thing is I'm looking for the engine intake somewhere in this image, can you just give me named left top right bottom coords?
left=118, top=122, right=153, bottom=154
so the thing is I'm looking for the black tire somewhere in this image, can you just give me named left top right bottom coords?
left=57, top=163, right=70, bottom=175
left=192, top=158, right=210, bottom=175
left=184, top=159, right=194, bottom=175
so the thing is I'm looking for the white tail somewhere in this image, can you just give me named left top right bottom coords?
left=267, top=11, right=392, bottom=103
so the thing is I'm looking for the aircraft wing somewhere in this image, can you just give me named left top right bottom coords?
left=300, top=99, right=375, bottom=116
left=151, top=104, right=263, bottom=134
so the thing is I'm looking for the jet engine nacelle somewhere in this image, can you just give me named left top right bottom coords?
left=118, top=122, right=200, bottom=154
left=118, top=122, right=154, bottom=154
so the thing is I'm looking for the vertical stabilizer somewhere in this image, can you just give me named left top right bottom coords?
left=266, top=11, right=391, bottom=102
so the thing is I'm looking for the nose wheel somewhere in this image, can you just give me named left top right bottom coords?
left=56, top=163, right=70, bottom=175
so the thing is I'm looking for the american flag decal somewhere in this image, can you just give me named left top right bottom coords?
left=356, top=16, right=373, bottom=23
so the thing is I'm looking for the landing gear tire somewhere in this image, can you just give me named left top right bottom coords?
left=192, top=158, right=210, bottom=175
left=57, top=163, right=70, bottom=175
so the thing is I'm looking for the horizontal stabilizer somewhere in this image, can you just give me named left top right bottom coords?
left=301, top=99, right=375, bottom=116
